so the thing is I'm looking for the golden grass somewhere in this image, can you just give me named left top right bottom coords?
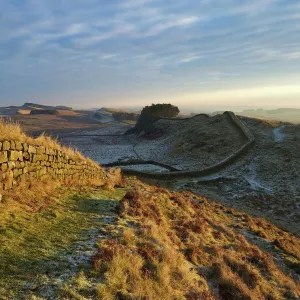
left=249, top=116, right=282, bottom=128
left=17, top=109, right=31, bottom=115
left=0, top=174, right=105, bottom=217
left=93, top=180, right=300, bottom=299
left=57, top=110, right=79, bottom=116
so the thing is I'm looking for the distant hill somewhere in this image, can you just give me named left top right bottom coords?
left=94, top=107, right=139, bottom=124
left=237, top=108, right=300, bottom=124
left=0, top=103, right=73, bottom=116
left=30, top=109, right=59, bottom=115
left=23, top=103, right=73, bottom=111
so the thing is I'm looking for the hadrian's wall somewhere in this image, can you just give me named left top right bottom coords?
left=108, top=112, right=255, bottom=179
left=0, top=140, right=107, bottom=191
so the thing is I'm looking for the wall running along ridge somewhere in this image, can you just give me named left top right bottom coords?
left=0, top=140, right=107, bottom=191
left=107, top=112, right=255, bottom=179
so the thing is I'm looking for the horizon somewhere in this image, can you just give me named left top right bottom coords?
left=1, top=0, right=300, bottom=109
left=3, top=101, right=300, bottom=114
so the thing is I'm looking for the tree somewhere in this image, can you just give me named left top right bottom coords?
left=127, top=103, right=180, bottom=134
left=141, top=103, right=180, bottom=118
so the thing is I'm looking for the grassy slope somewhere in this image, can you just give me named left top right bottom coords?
left=1, top=177, right=299, bottom=299
left=93, top=180, right=300, bottom=300
left=0, top=184, right=127, bottom=299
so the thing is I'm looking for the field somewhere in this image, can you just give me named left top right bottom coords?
left=12, top=112, right=103, bottom=133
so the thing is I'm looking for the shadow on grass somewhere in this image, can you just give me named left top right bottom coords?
left=0, top=194, right=121, bottom=298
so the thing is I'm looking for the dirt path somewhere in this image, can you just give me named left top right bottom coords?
left=30, top=202, right=120, bottom=299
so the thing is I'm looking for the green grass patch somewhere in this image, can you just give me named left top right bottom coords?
left=0, top=187, right=127, bottom=299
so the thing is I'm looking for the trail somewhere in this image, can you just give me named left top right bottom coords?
left=273, top=125, right=286, bottom=142
left=19, top=194, right=122, bottom=300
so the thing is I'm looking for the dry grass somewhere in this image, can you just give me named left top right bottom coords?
left=242, top=215, right=300, bottom=260
left=57, top=110, right=80, bottom=116
left=248, top=116, right=282, bottom=128
left=94, top=225, right=213, bottom=300
left=17, top=109, right=31, bottom=115
left=93, top=180, right=300, bottom=299
left=0, top=174, right=106, bottom=218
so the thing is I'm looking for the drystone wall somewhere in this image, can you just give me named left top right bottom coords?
left=0, top=140, right=107, bottom=191
left=112, top=112, right=255, bottom=179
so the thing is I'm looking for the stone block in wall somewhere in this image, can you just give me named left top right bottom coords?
left=0, top=142, right=2, bottom=151
left=0, top=151, right=8, bottom=163
left=28, top=145, right=37, bottom=154
left=13, top=168, right=22, bottom=178
left=23, top=152, right=30, bottom=161
left=23, top=167, right=28, bottom=174
left=23, top=143, right=28, bottom=152
left=37, top=146, right=46, bottom=155
left=2, top=141, right=10, bottom=151
left=10, top=141, right=16, bottom=150
left=1, top=163, right=8, bottom=172
left=9, top=151, right=23, bottom=161
left=15, top=141, right=23, bottom=151
left=8, top=161, right=16, bottom=169
left=38, top=167, right=47, bottom=177
left=4, top=181, right=13, bottom=190
left=32, top=154, right=39, bottom=163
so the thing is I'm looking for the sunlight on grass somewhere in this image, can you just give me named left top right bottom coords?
left=0, top=186, right=127, bottom=299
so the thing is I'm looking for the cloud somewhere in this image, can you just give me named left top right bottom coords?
left=144, top=16, right=200, bottom=36
left=177, top=55, right=202, bottom=64
left=74, top=22, right=136, bottom=47
left=0, top=0, right=300, bottom=108
left=121, top=0, right=157, bottom=8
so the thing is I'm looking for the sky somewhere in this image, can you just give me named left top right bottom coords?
left=1, top=0, right=300, bottom=111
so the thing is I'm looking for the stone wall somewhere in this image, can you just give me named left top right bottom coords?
left=0, top=140, right=107, bottom=191
left=113, top=112, right=255, bottom=179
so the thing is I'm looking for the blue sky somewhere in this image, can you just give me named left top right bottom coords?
left=1, top=0, right=300, bottom=111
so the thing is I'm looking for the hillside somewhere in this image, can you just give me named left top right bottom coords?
left=94, top=107, right=139, bottom=124
left=0, top=118, right=299, bottom=299
left=93, top=180, right=300, bottom=300
left=237, top=108, right=300, bottom=124
left=132, top=113, right=246, bottom=170
left=0, top=103, right=73, bottom=116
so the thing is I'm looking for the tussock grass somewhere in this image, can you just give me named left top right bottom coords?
left=93, top=180, right=300, bottom=299
left=244, top=215, right=300, bottom=261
